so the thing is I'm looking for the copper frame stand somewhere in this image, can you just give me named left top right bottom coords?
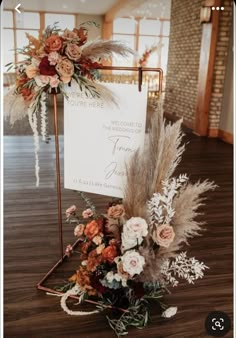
left=36, top=66, right=163, bottom=306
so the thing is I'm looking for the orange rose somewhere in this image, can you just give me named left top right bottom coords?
left=84, top=220, right=101, bottom=240
left=45, top=35, right=63, bottom=53
left=102, top=245, right=118, bottom=264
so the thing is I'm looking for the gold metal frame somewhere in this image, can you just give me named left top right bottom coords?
left=37, top=66, right=163, bottom=309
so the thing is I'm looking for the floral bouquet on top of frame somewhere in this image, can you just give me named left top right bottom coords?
left=57, top=111, right=216, bottom=337
left=4, top=22, right=133, bottom=186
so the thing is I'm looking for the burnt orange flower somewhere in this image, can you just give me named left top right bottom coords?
left=19, top=87, right=34, bottom=101
left=75, top=267, right=97, bottom=296
left=45, top=35, right=63, bottom=53
left=73, top=27, right=87, bottom=45
left=84, top=220, right=101, bottom=240
left=102, top=245, right=118, bottom=264
left=79, top=241, right=91, bottom=254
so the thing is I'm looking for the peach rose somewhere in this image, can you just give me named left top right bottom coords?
left=96, top=243, right=105, bottom=254
left=45, top=35, right=63, bottom=52
left=25, top=64, right=38, bottom=78
left=65, top=43, right=82, bottom=61
left=62, top=29, right=78, bottom=41
left=84, top=220, right=101, bottom=240
left=152, top=224, right=175, bottom=248
left=102, top=245, right=118, bottom=264
left=48, top=51, right=61, bottom=65
left=82, top=208, right=94, bottom=219
left=107, top=204, right=125, bottom=219
left=74, top=224, right=85, bottom=237
left=56, top=57, right=74, bottom=83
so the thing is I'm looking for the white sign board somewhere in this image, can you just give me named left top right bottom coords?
left=64, top=82, right=148, bottom=198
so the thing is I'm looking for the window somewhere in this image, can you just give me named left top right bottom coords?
left=112, top=17, right=170, bottom=75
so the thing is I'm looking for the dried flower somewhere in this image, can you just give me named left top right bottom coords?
left=74, top=224, right=85, bottom=237
left=107, top=204, right=125, bottom=219
left=152, top=224, right=175, bottom=248
left=82, top=208, right=94, bottom=219
left=121, top=250, right=145, bottom=277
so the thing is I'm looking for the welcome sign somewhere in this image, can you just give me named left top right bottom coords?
left=64, top=82, right=148, bottom=198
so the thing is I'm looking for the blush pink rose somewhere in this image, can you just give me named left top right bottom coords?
left=152, top=224, right=175, bottom=248
left=66, top=205, right=76, bottom=216
left=82, top=208, right=93, bottom=219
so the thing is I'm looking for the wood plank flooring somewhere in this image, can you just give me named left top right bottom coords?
left=4, top=133, right=233, bottom=338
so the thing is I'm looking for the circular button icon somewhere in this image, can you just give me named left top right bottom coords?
left=205, top=311, right=231, bottom=337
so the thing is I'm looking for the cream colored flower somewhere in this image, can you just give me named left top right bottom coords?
left=74, top=224, right=85, bottom=237
left=92, top=235, right=102, bottom=245
left=121, top=250, right=145, bottom=277
left=26, top=64, right=38, bottom=78
left=96, top=243, right=105, bottom=254
left=65, top=43, right=82, bottom=61
left=152, top=224, right=175, bottom=248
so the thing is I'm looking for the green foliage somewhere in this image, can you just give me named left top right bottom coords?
left=106, top=297, right=150, bottom=337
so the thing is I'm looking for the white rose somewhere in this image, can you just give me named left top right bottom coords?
left=161, top=307, right=178, bottom=318
left=122, top=217, right=148, bottom=250
left=121, top=250, right=145, bottom=277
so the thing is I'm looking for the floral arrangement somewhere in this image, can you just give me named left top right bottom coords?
left=4, top=22, right=132, bottom=185
left=55, top=112, right=216, bottom=337
left=138, top=44, right=161, bottom=67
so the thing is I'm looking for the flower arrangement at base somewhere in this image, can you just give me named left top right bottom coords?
left=56, top=112, right=216, bottom=337
left=4, top=22, right=133, bottom=186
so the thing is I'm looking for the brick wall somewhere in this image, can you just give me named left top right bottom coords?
left=164, top=0, right=233, bottom=135
left=163, top=0, right=203, bottom=127
left=209, top=0, right=233, bottom=131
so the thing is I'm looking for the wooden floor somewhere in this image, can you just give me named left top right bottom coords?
left=4, top=133, right=233, bottom=338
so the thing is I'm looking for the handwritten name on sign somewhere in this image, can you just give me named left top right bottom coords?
left=64, top=82, right=148, bottom=198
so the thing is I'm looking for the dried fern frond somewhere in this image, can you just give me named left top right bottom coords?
left=81, top=40, right=134, bottom=61
left=123, top=108, right=185, bottom=218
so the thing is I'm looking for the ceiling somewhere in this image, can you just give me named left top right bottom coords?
left=116, top=0, right=171, bottom=19
left=3, top=0, right=171, bottom=18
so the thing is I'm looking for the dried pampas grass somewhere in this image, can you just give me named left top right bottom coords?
left=123, top=107, right=216, bottom=282
left=123, top=108, right=185, bottom=219
left=82, top=40, right=134, bottom=61
left=4, top=86, right=29, bottom=124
